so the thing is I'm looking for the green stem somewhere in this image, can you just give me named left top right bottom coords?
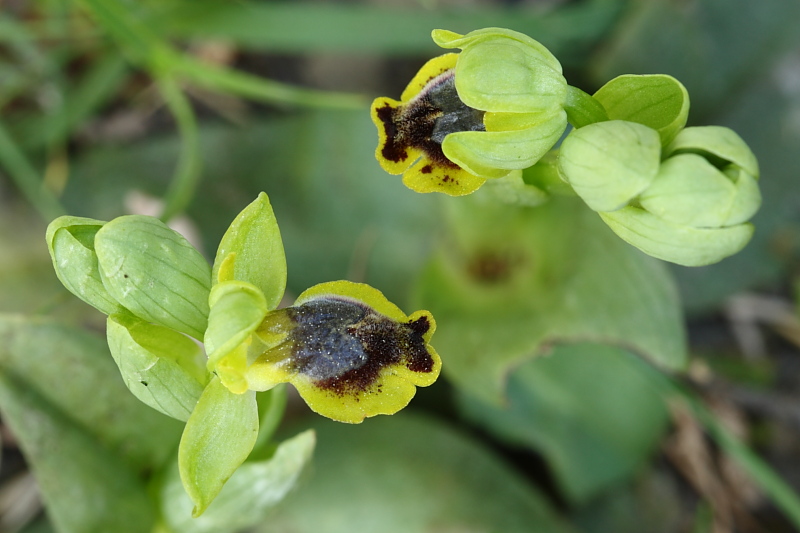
left=158, top=77, right=202, bottom=222
left=0, top=121, right=66, bottom=221
left=80, top=0, right=366, bottom=110
left=564, top=85, right=608, bottom=128
left=169, top=53, right=367, bottom=110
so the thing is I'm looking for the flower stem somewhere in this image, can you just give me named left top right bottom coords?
left=158, top=77, right=201, bottom=222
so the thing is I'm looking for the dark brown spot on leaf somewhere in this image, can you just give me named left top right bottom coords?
left=420, top=165, right=432, bottom=174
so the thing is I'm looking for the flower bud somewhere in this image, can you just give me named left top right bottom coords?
left=559, top=122, right=761, bottom=266
left=371, top=27, right=568, bottom=196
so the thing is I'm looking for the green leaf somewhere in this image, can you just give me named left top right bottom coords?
left=204, top=280, right=267, bottom=370
left=211, top=192, right=286, bottom=308
left=593, top=74, right=689, bottom=146
left=413, top=195, right=686, bottom=404
left=156, top=0, right=625, bottom=62
left=107, top=313, right=209, bottom=421
left=0, top=315, right=182, bottom=470
left=179, top=376, right=259, bottom=517
left=161, top=429, right=315, bottom=533
left=458, top=344, right=669, bottom=503
left=557, top=120, right=661, bottom=212
left=95, top=215, right=211, bottom=339
left=266, top=413, right=576, bottom=533
left=0, top=372, right=156, bottom=533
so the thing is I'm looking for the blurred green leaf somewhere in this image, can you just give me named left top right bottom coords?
left=161, top=429, right=315, bottom=533
left=107, top=312, right=209, bottom=421
left=155, top=0, right=625, bottom=66
left=16, top=52, right=129, bottom=150
left=178, top=377, right=259, bottom=516
left=414, top=194, right=686, bottom=404
left=0, top=315, right=182, bottom=470
left=572, top=467, right=684, bottom=533
left=0, top=315, right=182, bottom=533
left=266, top=413, right=576, bottom=533
left=458, top=344, right=669, bottom=503
left=0, top=372, right=156, bottom=533
left=591, top=0, right=800, bottom=116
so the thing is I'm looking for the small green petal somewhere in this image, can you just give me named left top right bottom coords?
left=45, top=216, right=121, bottom=315
left=179, top=377, right=259, bottom=517
left=666, top=126, right=759, bottom=178
left=558, top=120, right=661, bottom=212
left=211, top=193, right=287, bottom=310
left=205, top=280, right=268, bottom=372
left=639, top=154, right=737, bottom=228
left=600, top=207, right=754, bottom=266
left=443, top=109, right=567, bottom=178
left=107, top=313, right=209, bottom=421
left=95, top=216, right=211, bottom=340
left=432, top=27, right=562, bottom=73
left=593, top=74, right=689, bottom=146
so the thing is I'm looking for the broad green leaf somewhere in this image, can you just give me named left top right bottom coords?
left=414, top=195, right=686, bottom=404
left=107, top=313, right=209, bottom=421
left=593, top=74, right=689, bottom=146
left=179, top=376, right=259, bottom=516
left=45, top=215, right=121, bottom=315
left=95, top=215, right=211, bottom=339
left=458, top=344, right=669, bottom=503
left=265, top=413, right=576, bottom=533
left=0, top=372, right=156, bottom=533
left=162, top=429, right=315, bottom=533
left=0, top=315, right=182, bottom=470
left=211, top=192, right=286, bottom=309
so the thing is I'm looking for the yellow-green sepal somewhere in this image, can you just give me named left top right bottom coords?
left=106, top=313, right=209, bottom=421
left=178, top=377, right=259, bottom=517
left=665, top=125, right=759, bottom=178
left=593, top=74, right=690, bottom=146
left=558, top=120, right=661, bottom=212
left=45, top=216, right=121, bottom=315
left=211, top=193, right=286, bottom=310
left=94, top=216, right=211, bottom=340
left=639, top=154, right=761, bottom=228
left=600, top=207, right=754, bottom=267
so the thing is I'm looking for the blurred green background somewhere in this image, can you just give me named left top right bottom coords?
left=3, top=0, right=800, bottom=532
